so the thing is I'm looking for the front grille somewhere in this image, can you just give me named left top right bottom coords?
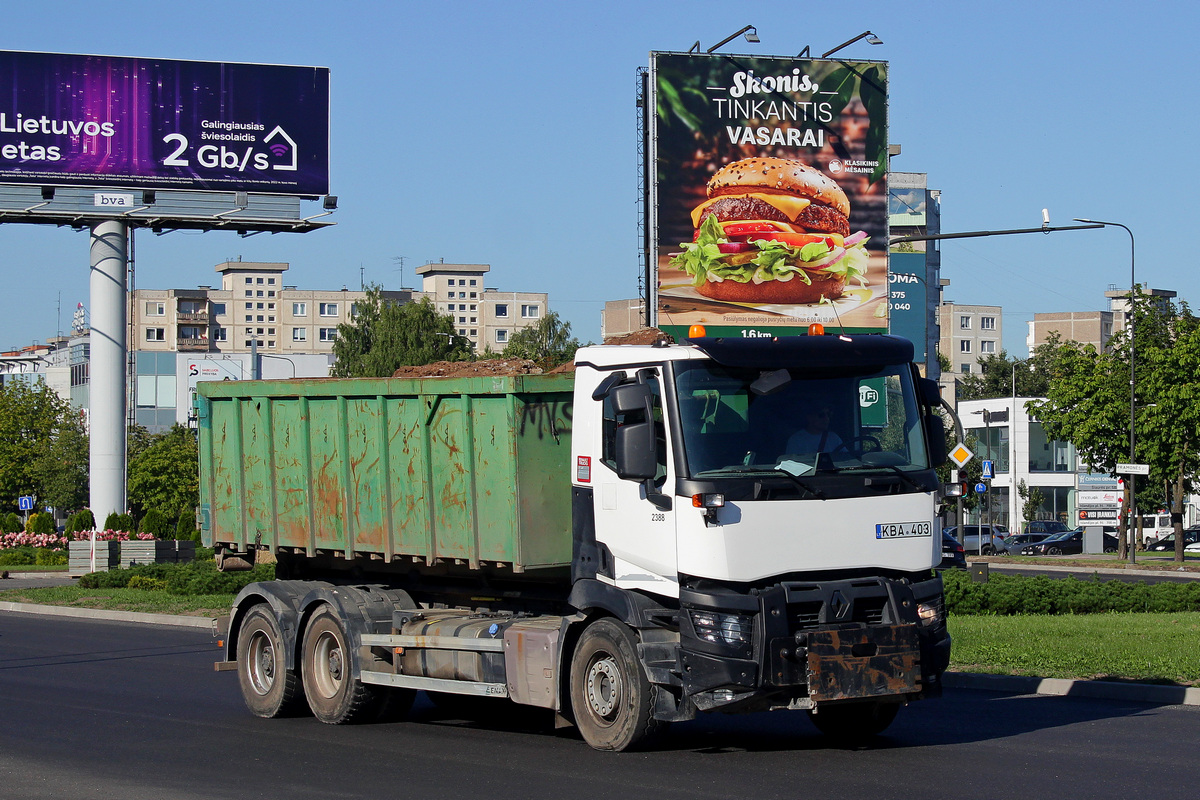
left=784, top=581, right=894, bottom=634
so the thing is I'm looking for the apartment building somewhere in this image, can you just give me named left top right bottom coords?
left=938, top=302, right=1003, bottom=375
left=414, top=262, right=547, bottom=353
left=1025, top=285, right=1175, bottom=354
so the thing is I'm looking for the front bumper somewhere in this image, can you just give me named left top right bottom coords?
left=678, top=575, right=950, bottom=712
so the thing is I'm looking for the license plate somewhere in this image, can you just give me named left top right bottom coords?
left=876, top=521, right=931, bottom=539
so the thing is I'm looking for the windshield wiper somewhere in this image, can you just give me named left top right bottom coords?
left=758, top=469, right=827, bottom=500
left=838, top=463, right=926, bottom=491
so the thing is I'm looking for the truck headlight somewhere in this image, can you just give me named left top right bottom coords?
left=917, top=598, right=945, bottom=627
left=689, top=610, right=753, bottom=645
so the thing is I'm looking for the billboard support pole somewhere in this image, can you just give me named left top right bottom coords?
left=89, top=220, right=128, bottom=521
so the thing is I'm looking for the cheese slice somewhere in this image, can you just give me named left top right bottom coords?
left=690, top=193, right=813, bottom=228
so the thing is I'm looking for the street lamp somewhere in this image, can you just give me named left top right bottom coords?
left=1074, top=217, right=1136, bottom=563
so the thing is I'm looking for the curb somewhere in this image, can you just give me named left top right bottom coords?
left=942, top=671, right=1200, bottom=706
left=3, top=601, right=1197, bottom=707
left=0, top=601, right=217, bottom=630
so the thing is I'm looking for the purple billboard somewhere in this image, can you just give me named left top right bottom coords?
left=0, top=50, right=329, bottom=196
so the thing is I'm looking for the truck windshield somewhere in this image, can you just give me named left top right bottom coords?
left=672, top=361, right=930, bottom=480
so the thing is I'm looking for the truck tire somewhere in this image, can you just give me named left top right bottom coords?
left=807, top=701, right=899, bottom=743
left=301, top=605, right=379, bottom=724
left=569, top=618, right=659, bottom=751
left=237, top=604, right=304, bottom=718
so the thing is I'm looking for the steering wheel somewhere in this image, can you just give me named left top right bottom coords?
left=832, top=435, right=882, bottom=456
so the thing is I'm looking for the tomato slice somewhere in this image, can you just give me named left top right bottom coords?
left=720, top=221, right=787, bottom=238
left=749, top=231, right=841, bottom=248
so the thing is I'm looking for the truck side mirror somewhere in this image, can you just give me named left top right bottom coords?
left=610, top=382, right=652, bottom=414
left=615, top=421, right=657, bottom=480
left=925, top=413, right=947, bottom=466
left=918, top=377, right=941, bottom=408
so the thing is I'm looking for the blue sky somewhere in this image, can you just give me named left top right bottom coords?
left=2, top=0, right=1197, bottom=356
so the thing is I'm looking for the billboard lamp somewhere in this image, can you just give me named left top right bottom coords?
left=821, top=31, right=883, bottom=59
left=323, top=195, right=338, bottom=210
left=41, top=186, right=56, bottom=201
left=692, top=25, right=760, bottom=54
left=141, top=190, right=156, bottom=205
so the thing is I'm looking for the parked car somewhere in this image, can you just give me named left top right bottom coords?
left=1024, top=520, right=1071, bottom=536
left=943, top=524, right=1006, bottom=555
left=994, top=532, right=1051, bottom=555
left=940, top=531, right=966, bottom=569
left=1143, top=526, right=1200, bottom=552
left=1019, top=529, right=1119, bottom=556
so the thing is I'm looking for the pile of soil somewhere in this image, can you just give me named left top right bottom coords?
left=391, top=359, right=541, bottom=378
left=602, top=328, right=674, bottom=346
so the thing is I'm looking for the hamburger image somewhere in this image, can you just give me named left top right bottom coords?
left=670, top=157, right=869, bottom=305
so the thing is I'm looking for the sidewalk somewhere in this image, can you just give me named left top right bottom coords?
left=2, top=594, right=1197, bottom=708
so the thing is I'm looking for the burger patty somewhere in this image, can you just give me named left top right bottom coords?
left=698, top=197, right=850, bottom=237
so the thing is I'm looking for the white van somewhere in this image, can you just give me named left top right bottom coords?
left=1139, top=513, right=1174, bottom=544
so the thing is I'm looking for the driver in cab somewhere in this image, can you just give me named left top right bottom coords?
left=785, top=404, right=843, bottom=454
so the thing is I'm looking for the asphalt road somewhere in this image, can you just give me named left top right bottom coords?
left=2, top=612, right=1199, bottom=800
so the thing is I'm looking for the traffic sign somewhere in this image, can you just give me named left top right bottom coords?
left=981, top=460, right=994, bottom=480
left=974, top=483, right=987, bottom=494
left=1116, top=463, right=1150, bottom=475
left=18, top=496, right=34, bottom=511
left=949, top=443, right=974, bottom=468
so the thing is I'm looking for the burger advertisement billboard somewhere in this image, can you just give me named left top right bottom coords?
left=650, top=52, right=887, bottom=339
left=0, top=50, right=329, bottom=196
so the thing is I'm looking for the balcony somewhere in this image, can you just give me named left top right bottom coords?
left=177, top=311, right=209, bottom=323
left=177, top=337, right=210, bottom=352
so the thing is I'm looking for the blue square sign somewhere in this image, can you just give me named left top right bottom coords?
left=981, top=460, right=994, bottom=480
left=18, top=496, right=34, bottom=511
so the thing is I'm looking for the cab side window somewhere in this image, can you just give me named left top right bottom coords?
left=601, top=375, right=666, bottom=483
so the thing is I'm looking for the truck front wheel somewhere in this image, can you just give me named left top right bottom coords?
left=301, top=606, right=378, bottom=724
left=807, top=700, right=899, bottom=743
left=569, top=618, right=659, bottom=751
left=237, top=604, right=304, bottom=718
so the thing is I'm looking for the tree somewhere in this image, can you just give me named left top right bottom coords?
left=127, top=425, right=200, bottom=522
left=331, top=288, right=472, bottom=377
left=1017, top=480, right=1046, bottom=522
left=1029, top=296, right=1200, bottom=561
left=34, top=407, right=89, bottom=515
left=957, top=348, right=1052, bottom=402
left=501, top=311, right=583, bottom=371
left=0, top=379, right=86, bottom=514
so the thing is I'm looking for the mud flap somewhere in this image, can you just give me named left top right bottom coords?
left=806, top=624, right=921, bottom=703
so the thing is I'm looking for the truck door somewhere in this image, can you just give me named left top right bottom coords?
left=593, top=370, right=678, bottom=597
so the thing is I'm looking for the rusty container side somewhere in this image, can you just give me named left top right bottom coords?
left=198, top=374, right=575, bottom=570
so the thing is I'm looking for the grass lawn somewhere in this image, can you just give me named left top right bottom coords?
left=949, top=612, right=1200, bottom=685
left=0, top=585, right=233, bottom=617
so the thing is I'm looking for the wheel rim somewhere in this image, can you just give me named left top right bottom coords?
left=311, top=629, right=344, bottom=699
left=245, top=630, right=276, bottom=696
left=585, top=652, right=623, bottom=721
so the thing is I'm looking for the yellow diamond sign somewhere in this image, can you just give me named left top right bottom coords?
left=948, top=443, right=974, bottom=468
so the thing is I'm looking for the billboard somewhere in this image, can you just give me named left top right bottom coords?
left=0, top=50, right=329, bottom=196
left=650, top=52, right=888, bottom=338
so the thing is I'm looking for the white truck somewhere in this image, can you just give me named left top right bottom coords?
left=205, top=333, right=952, bottom=750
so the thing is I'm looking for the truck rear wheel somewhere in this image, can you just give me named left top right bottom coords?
left=301, top=606, right=379, bottom=724
left=807, top=701, right=899, bottom=743
left=569, top=618, right=658, bottom=751
left=237, top=604, right=304, bottom=718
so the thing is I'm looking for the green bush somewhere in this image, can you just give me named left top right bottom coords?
left=66, top=510, right=97, bottom=535
left=1, top=513, right=21, bottom=534
left=175, top=510, right=199, bottom=542
left=78, top=558, right=275, bottom=594
left=0, top=547, right=36, bottom=566
left=30, top=513, right=55, bottom=535
left=139, top=510, right=172, bottom=539
left=127, top=575, right=170, bottom=591
left=102, top=512, right=136, bottom=533
left=943, top=569, right=1200, bottom=616
left=34, top=548, right=68, bottom=566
